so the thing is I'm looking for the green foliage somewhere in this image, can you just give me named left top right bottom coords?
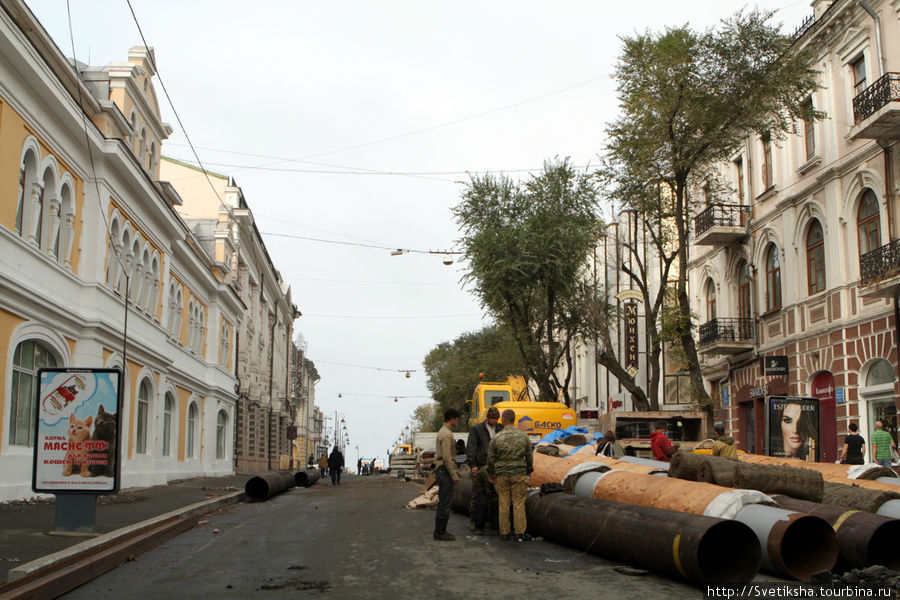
left=453, top=158, right=603, bottom=402
left=423, top=323, right=527, bottom=426
left=411, top=403, right=441, bottom=433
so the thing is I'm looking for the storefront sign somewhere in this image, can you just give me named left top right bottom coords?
left=33, top=368, right=122, bottom=494
left=835, top=388, right=844, bottom=404
left=749, top=385, right=768, bottom=398
left=760, top=356, right=789, bottom=376
left=624, top=301, right=639, bottom=377
left=767, top=396, right=819, bottom=462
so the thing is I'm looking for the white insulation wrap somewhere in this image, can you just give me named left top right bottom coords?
left=701, top=489, right=774, bottom=520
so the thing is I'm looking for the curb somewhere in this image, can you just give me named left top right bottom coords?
left=7, top=490, right=245, bottom=583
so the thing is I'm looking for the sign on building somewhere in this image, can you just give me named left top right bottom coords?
left=32, top=368, right=122, bottom=494
left=760, top=356, right=789, bottom=376
left=624, top=301, right=639, bottom=377
left=766, top=395, right=819, bottom=462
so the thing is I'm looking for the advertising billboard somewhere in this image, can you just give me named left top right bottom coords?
left=767, top=395, right=819, bottom=462
left=32, top=368, right=122, bottom=494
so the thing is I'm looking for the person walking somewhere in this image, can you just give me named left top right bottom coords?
left=466, top=406, right=503, bottom=535
left=711, top=423, right=738, bottom=459
left=317, top=454, right=328, bottom=478
left=487, top=409, right=533, bottom=542
left=595, top=430, right=625, bottom=458
left=433, top=408, right=461, bottom=541
left=650, top=421, right=678, bottom=462
left=328, top=446, right=345, bottom=485
left=871, top=421, right=896, bottom=468
left=839, top=423, right=866, bottom=465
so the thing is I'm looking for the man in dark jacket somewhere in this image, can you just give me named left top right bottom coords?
left=328, top=446, right=345, bottom=485
left=466, top=406, right=503, bottom=535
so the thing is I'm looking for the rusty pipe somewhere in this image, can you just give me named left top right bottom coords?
left=525, top=491, right=761, bottom=584
left=735, top=504, right=838, bottom=579
left=772, top=494, right=900, bottom=569
left=451, top=476, right=473, bottom=516
left=294, top=468, right=321, bottom=488
left=244, top=471, right=296, bottom=501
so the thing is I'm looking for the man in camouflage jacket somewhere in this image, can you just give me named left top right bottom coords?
left=487, top=409, right=533, bottom=541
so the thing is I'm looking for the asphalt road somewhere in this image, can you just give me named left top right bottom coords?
left=59, top=474, right=699, bottom=599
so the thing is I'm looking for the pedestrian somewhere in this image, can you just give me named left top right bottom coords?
left=487, top=409, right=533, bottom=542
left=839, top=423, right=866, bottom=465
left=328, top=446, right=345, bottom=485
left=711, top=423, right=738, bottom=459
left=317, top=454, right=328, bottom=478
left=357, top=458, right=362, bottom=475
left=433, top=407, right=461, bottom=541
left=871, top=420, right=896, bottom=468
left=307, top=454, right=314, bottom=468
left=466, top=406, right=503, bottom=535
left=650, top=421, right=678, bottom=462
left=595, top=430, right=625, bottom=458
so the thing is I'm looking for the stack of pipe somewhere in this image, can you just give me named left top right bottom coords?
left=244, top=471, right=297, bottom=501
left=739, top=454, right=899, bottom=491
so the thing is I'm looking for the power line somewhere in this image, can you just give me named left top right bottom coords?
left=303, top=313, right=480, bottom=320
left=315, top=359, right=416, bottom=374
left=285, top=277, right=455, bottom=287
left=260, top=231, right=460, bottom=257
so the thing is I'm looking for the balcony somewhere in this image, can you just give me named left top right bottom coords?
left=693, top=204, right=750, bottom=246
left=859, top=238, right=900, bottom=299
left=850, top=73, right=900, bottom=141
left=698, top=318, right=754, bottom=355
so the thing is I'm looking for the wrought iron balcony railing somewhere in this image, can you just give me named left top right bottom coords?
left=860, top=238, right=900, bottom=284
left=791, top=14, right=814, bottom=43
left=852, top=72, right=900, bottom=123
left=699, top=318, right=754, bottom=347
left=694, top=203, right=750, bottom=238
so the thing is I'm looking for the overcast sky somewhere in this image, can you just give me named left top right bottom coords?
left=29, top=0, right=812, bottom=464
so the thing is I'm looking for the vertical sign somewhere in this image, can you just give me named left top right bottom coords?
left=33, top=368, right=122, bottom=494
left=624, top=301, right=639, bottom=377
left=767, top=396, right=820, bottom=462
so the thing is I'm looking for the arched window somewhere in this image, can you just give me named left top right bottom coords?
left=162, top=392, right=175, bottom=457
left=705, top=280, right=717, bottom=321
left=9, top=340, right=58, bottom=446
left=807, top=219, right=826, bottom=295
left=216, top=410, right=227, bottom=460
left=858, top=190, right=880, bottom=258
left=766, top=245, right=782, bottom=311
left=136, top=379, right=150, bottom=454
left=186, top=403, right=199, bottom=459
left=738, top=262, right=752, bottom=320
left=866, top=359, right=895, bottom=386
left=16, top=166, right=26, bottom=234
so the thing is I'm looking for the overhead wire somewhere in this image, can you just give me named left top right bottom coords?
left=315, top=359, right=416, bottom=373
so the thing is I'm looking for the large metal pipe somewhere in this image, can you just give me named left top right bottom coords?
left=451, top=477, right=472, bottom=516
left=772, top=494, right=900, bottom=569
left=525, top=492, right=761, bottom=584
left=875, top=477, right=900, bottom=486
left=734, top=504, right=838, bottom=579
left=616, top=455, right=672, bottom=470
left=245, top=471, right=297, bottom=501
left=294, top=468, right=321, bottom=488
left=581, top=469, right=837, bottom=578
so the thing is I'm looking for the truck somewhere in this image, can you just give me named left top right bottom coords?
left=388, top=444, right=415, bottom=475
left=465, top=375, right=576, bottom=442
left=591, top=410, right=709, bottom=458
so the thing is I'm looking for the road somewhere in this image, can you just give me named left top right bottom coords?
left=59, top=474, right=698, bottom=599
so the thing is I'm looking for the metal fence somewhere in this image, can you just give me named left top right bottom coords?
left=698, top=317, right=754, bottom=347
left=852, top=72, right=900, bottom=123
left=694, top=203, right=749, bottom=237
left=860, top=238, right=900, bottom=284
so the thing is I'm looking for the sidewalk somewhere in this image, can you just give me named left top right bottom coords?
left=0, top=472, right=253, bottom=583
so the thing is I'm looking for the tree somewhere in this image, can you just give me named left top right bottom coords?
left=454, top=159, right=603, bottom=404
left=602, top=10, right=821, bottom=410
left=423, top=323, right=527, bottom=427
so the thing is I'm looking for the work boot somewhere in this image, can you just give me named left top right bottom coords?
left=433, top=532, right=455, bottom=541
left=515, top=534, right=525, bottom=543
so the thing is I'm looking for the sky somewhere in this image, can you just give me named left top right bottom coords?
left=28, top=0, right=814, bottom=464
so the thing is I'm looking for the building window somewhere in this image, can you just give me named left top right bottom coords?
left=852, top=55, right=867, bottom=96
left=187, top=402, right=198, bottom=459
left=806, top=219, right=826, bottom=295
left=762, top=135, right=773, bottom=190
left=163, top=392, right=174, bottom=457
left=136, top=379, right=150, bottom=454
left=734, top=157, right=744, bottom=202
left=738, top=262, right=752, bottom=320
left=858, top=189, right=881, bottom=257
left=9, top=340, right=58, bottom=446
left=867, top=359, right=895, bottom=386
left=765, top=244, right=782, bottom=311
left=802, top=98, right=816, bottom=161
left=705, top=280, right=717, bottom=321
left=16, top=168, right=26, bottom=234
left=216, top=410, right=227, bottom=460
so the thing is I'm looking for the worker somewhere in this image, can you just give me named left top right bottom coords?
left=466, top=406, right=503, bottom=535
left=433, top=408, right=461, bottom=541
left=711, top=423, right=738, bottom=459
left=487, top=409, right=533, bottom=542
left=650, top=421, right=678, bottom=462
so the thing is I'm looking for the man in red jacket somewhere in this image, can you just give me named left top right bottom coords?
left=650, top=421, right=678, bottom=462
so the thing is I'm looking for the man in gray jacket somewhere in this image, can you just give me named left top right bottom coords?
left=466, top=406, right=503, bottom=535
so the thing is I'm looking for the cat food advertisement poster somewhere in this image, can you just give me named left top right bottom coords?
left=32, top=368, right=122, bottom=494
